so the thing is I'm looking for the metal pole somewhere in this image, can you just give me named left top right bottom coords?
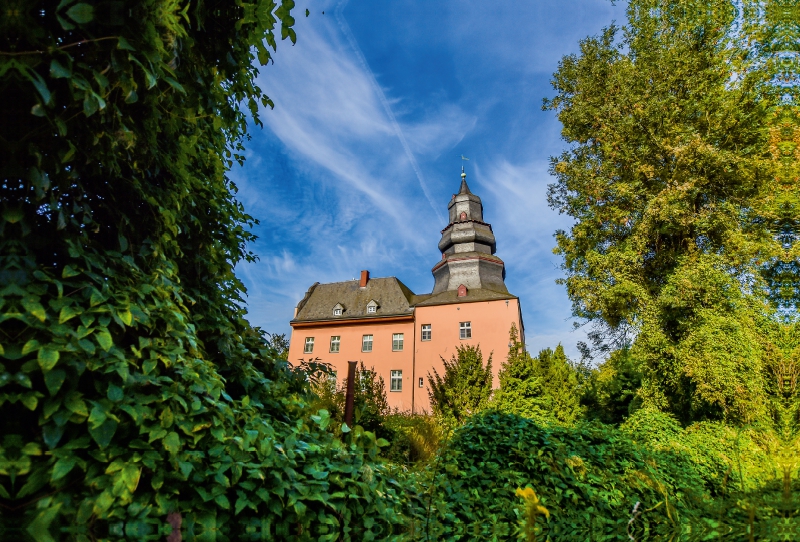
left=343, top=360, right=357, bottom=428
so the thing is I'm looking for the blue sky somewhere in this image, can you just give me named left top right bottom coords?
left=232, top=0, right=626, bottom=360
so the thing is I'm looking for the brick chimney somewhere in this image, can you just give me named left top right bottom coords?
left=359, top=270, right=370, bottom=288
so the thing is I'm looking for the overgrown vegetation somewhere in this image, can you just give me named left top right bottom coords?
left=2, top=0, right=797, bottom=540
left=0, top=2, right=407, bottom=540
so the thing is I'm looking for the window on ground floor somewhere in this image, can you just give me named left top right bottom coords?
left=391, top=370, right=402, bottom=392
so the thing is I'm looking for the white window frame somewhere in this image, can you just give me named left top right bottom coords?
left=418, top=377, right=424, bottom=388
left=333, top=308, right=342, bottom=316
left=421, top=324, right=431, bottom=341
left=367, top=305, right=376, bottom=314
left=329, top=336, right=340, bottom=353
left=304, top=337, right=314, bottom=354
left=460, top=322, right=472, bottom=339
left=392, top=333, right=404, bottom=351
left=390, top=370, right=403, bottom=392
left=362, top=334, right=373, bottom=352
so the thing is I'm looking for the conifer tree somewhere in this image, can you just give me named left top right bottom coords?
left=493, top=325, right=583, bottom=424
left=428, top=345, right=493, bottom=424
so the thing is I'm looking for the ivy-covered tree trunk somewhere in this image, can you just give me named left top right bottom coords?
left=0, top=1, right=404, bottom=540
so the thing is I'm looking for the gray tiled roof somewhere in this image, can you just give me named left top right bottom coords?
left=413, top=287, right=517, bottom=307
left=293, top=277, right=416, bottom=322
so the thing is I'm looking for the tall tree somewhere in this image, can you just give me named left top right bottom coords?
left=428, top=345, right=493, bottom=424
left=545, top=0, right=781, bottom=423
left=493, top=326, right=583, bottom=424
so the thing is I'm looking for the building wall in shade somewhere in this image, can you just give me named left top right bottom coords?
left=288, top=318, right=416, bottom=411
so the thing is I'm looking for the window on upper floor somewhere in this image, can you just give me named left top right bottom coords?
left=304, top=337, right=314, bottom=354
left=367, top=306, right=376, bottom=313
left=390, top=370, right=402, bottom=392
left=418, top=377, right=424, bottom=388
left=362, top=334, right=373, bottom=352
left=392, top=333, right=404, bottom=351
left=460, top=321, right=472, bottom=339
left=329, top=336, right=340, bottom=353
left=421, top=324, right=431, bottom=341
left=333, top=308, right=342, bottom=316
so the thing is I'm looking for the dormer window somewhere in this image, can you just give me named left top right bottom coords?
left=366, top=300, right=379, bottom=314
left=332, top=303, right=344, bottom=317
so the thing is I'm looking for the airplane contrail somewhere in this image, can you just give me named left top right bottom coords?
left=335, top=0, right=444, bottom=224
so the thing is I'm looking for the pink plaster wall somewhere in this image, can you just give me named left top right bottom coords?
left=288, top=319, right=416, bottom=411
left=413, top=298, right=522, bottom=414
left=288, top=298, right=523, bottom=415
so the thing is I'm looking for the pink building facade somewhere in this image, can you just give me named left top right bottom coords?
left=288, top=171, right=524, bottom=413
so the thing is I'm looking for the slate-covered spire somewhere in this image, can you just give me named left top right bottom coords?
left=431, top=170, right=508, bottom=294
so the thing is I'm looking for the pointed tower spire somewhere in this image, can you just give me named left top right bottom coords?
left=458, top=168, right=472, bottom=195
left=430, top=170, right=508, bottom=295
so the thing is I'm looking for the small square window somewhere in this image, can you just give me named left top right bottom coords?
left=418, top=377, right=424, bottom=388
left=333, top=308, right=343, bottom=316
left=304, top=337, right=314, bottom=354
left=421, top=324, right=431, bottom=341
left=390, top=370, right=403, bottom=392
left=460, top=322, right=472, bottom=339
left=329, top=336, right=340, bottom=353
left=392, top=333, right=404, bottom=351
left=367, top=305, right=376, bottom=313
left=362, top=334, right=373, bottom=352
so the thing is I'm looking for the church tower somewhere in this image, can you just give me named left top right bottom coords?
left=431, top=169, right=508, bottom=294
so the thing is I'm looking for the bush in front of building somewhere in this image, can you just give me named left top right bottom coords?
left=427, top=345, right=493, bottom=426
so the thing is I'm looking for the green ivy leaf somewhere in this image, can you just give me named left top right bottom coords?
left=22, top=340, right=42, bottom=355
left=44, top=369, right=67, bottom=396
left=51, top=457, right=78, bottom=481
left=38, top=347, right=60, bottom=371
left=95, top=329, right=113, bottom=351
left=107, top=384, right=124, bottom=402
left=50, top=59, right=71, bottom=79
left=89, top=419, right=118, bottom=448
left=66, top=3, right=94, bottom=24
left=22, top=298, right=47, bottom=322
left=59, top=305, right=82, bottom=324
left=164, top=431, right=180, bottom=454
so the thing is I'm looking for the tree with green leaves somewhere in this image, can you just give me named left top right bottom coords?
left=0, top=1, right=404, bottom=538
left=493, top=325, right=583, bottom=424
left=545, top=0, right=782, bottom=424
left=428, top=345, right=493, bottom=424
left=581, top=347, right=643, bottom=425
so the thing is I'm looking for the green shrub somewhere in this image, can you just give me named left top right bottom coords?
left=427, top=345, right=493, bottom=425
left=0, top=2, right=406, bottom=540
left=405, top=411, right=780, bottom=540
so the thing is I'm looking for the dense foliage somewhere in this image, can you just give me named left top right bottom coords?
left=0, top=2, right=407, bottom=540
left=427, top=345, right=492, bottom=425
left=2, top=0, right=797, bottom=540
left=492, top=325, right=583, bottom=424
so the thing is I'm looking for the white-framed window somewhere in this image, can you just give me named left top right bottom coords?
left=333, top=308, right=342, bottom=316
left=329, top=336, right=340, bottom=353
left=367, top=305, right=376, bottom=313
left=418, top=377, right=424, bottom=388
left=460, top=322, right=472, bottom=339
left=304, top=337, right=314, bottom=354
left=362, top=334, right=373, bottom=352
left=392, top=333, right=404, bottom=351
left=421, top=324, right=431, bottom=341
left=390, top=370, right=403, bottom=392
